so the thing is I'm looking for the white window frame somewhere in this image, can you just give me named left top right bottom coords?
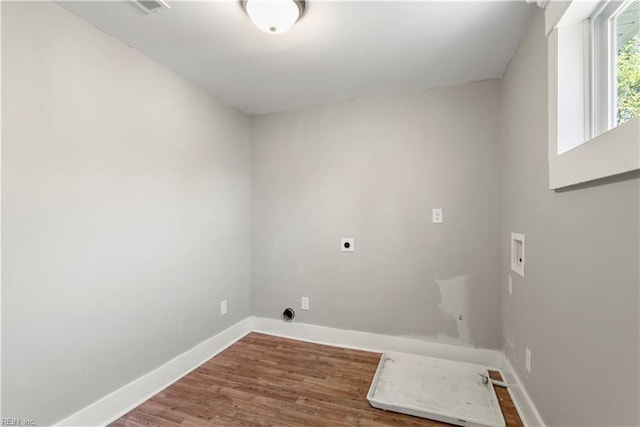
left=592, top=0, right=637, bottom=134
left=547, top=0, right=640, bottom=190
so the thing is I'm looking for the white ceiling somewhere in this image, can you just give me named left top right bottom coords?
left=58, top=1, right=535, bottom=115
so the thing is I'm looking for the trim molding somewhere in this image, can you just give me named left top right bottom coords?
left=249, top=317, right=544, bottom=427
left=55, top=318, right=252, bottom=426
left=249, top=316, right=504, bottom=368
left=500, top=355, right=546, bottom=427
left=54, top=316, right=544, bottom=427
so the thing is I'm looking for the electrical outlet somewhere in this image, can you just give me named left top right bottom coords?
left=221, top=300, right=227, bottom=315
left=508, top=275, right=513, bottom=295
left=301, top=297, right=309, bottom=310
left=432, top=208, right=443, bottom=224
left=341, top=238, right=354, bottom=252
left=525, top=347, right=531, bottom=374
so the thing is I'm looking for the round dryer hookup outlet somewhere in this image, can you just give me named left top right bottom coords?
left=341, top=238, right=355, bottom=252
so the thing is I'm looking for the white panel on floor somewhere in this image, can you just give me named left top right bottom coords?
left=367, top=351, right=505, bottom=427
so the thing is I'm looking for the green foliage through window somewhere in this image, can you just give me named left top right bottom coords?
left=617, top=32, right=640, bottom=124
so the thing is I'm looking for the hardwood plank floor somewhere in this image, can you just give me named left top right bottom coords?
left=110, top=333, right=523, bottom=427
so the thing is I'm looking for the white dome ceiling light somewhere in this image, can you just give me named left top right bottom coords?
left=242, top=0, right=307, bottom=34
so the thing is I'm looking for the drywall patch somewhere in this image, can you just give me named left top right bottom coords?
left=436, top=275, right=470, bottom=345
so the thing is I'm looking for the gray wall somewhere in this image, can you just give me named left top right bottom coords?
left=252, top=80, right=503, bottom=349
left=501, top=11, right=639, bottom=426
left=5, top=3, right=638, bottom=426
left=2, top=2, right=251, bottom=425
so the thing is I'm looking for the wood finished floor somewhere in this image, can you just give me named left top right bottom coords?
left=111, top=333, right=523, bottom=427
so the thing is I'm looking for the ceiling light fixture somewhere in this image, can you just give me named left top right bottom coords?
left=241, top=0, right=306, bottom=34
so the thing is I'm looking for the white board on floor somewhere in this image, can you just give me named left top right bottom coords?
left=367, top=351, right=505, bottom=427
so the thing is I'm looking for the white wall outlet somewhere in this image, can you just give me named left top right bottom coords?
left=525, top=347, right=531, bottom=374
left=220, top=300, right=227, bottom=315
left=301, top=297, right=309, bottom=310
left=511, top=232, right=525, bottom=277
left=340, top=238, right=354, bottom=252
left=432, top=208, right=443, bottom=224
left=508, top=275, right=513, bottom=295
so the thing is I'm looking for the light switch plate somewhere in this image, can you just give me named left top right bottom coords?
left=301, top=297, right=309, bottom=310
left=525, top=347, right=531, bottom=373
left=221, top=300, right=227, bottom=315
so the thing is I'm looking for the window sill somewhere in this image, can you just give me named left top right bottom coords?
left=548, top=116, right=640, bottom=189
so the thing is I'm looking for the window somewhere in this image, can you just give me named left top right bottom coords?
left=592, top=0, right=640, bottom=134
left=546, top=0, right=640, bottom=189
left=614, top=2, right=640, bottom=125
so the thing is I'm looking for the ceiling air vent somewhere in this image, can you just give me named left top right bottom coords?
left=132, top=0, right=170, bottom=14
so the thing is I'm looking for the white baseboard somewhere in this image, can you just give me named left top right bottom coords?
left=500, top=354, right=546, bottom=427
left=55, top=318, right=252, bottom=427
left=54, top=316, right=543, bottom=427
left=250, top=317, right=546, bottom=426
left=249, top=316, right=504, bottom=368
